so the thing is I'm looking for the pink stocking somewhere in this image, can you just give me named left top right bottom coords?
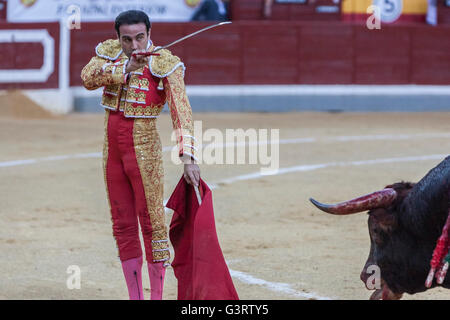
left=121, top=256, right=144, bottom=300
left=148, top=262, right=166, bottom=300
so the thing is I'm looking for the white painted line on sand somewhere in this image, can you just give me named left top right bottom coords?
left=214, top=154, right=447, bottom=186
left=1, top=133, right=450, bottom=168
left=164, top=154, right=447, bottom=208
left=228, top=268, right=332, bottom=300
left=0, top=153, right=102, bottom=168
left=0, top=159, right=38, bottom=167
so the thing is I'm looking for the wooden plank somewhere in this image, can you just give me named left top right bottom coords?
left=298, top=23, right=353, bottom=84
left=182, top=22, right=240, bottom=84
left=241, top=22, right=298, bottom=84
left=411, top=26, right=450, bottom=84
left=68, top=21, right=450, bottom=87
left=354, top=26, right=410, bottom=84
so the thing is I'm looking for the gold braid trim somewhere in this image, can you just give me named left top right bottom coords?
left=150, top=48, right=185, bottom=78
left=96, top=39, right=124, bottom=61
left=132, top=119, right=170, bottom=263
left=102, top=110, right=120, bottom=258
left=165, top=67, right=196, bottom=161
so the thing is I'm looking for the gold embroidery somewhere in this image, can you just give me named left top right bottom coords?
left=96, top=39, right=123, bottom=60
left=106, top=84, right=121, bottom=92
left=102, top=110, right=120, bottom=258
left=101, top=93, right=119, bottom=110
left=103, top=83, right=122, bottom=110
left=125, top=104, right=164, bottom=117
left=151, top=241, right=169, bottom=251
left=137, top=92, right=146, bottom=103
left=140, top=78, right=149, bottom=90
left=81, top=55, right=126, bottom=91
left=130, top=76, right=140, bottom=88
left=83, top=42, right=183, bottom=120
left=102, top=109, right=110, bottom=200
left=164, top=67, right=195, bottom=159
left=114, top=63, right=125, bottom=76
left=126, top=87, right=138, bottom=102
left=153, top=249, right=169, bottom=262
left=150, top=49, right=183, bottom=77
left=133, top=119, right=169, bottom=262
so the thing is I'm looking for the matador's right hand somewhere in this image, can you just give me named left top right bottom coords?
left=126, top=49, right=149, bottom=73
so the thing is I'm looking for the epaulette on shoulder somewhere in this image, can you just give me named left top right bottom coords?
left=149, top=48, right=186, bottom=78
left=95, top=39, right=123, bottom=61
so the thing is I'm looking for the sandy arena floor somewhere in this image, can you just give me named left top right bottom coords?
left=1, top=107, right=450, bottom=300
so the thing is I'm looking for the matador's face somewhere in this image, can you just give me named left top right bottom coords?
left=117, top=23, right=151, bottom=58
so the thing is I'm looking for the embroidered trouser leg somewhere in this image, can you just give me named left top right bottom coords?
left=103, top=109, right=170, bottom=264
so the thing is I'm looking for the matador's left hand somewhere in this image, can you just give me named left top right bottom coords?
left=184, top=163, right=200, bottom=187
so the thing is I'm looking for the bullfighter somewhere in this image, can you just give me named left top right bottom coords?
left=81, top=10, right=200, bottom=300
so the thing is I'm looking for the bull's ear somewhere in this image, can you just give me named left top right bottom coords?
left=369, top=209, right=397, bottom=231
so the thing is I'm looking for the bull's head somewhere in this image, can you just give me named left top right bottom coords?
left=310, top=182, right=417, bottom=300
left=310, top=157, right=450, bottom=299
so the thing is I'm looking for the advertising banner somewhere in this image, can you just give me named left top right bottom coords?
left=7, top=0, right=202, bottom=22
left=342, top=0, right=428, bottom=23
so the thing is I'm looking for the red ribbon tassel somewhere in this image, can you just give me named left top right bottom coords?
left=425, top=212, right=450, bottom=288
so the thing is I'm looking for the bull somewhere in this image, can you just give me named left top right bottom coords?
left=309, top=156, right=450, bottom=299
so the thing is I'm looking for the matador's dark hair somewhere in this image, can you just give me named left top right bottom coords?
left=115, top=10, right=151, bottom=36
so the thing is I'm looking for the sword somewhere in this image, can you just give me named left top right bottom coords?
left=132, top=21, right=232, bottom=57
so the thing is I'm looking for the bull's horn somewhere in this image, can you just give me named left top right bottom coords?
left=309, top=188, right=397, bottom=215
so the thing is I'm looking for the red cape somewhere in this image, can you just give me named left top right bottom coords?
left=167, top=177, right=239, bottom=300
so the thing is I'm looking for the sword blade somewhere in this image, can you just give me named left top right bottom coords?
left=152, top=21, right=232, bottom=53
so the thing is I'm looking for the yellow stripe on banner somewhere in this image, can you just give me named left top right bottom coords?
left=403, top=0, right=428, bottom=14
left=341, top=0, right=371, bottom=14
left=342, top=0, right=428, bottom=14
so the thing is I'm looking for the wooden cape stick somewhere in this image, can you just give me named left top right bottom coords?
left=194, top=186, right=202, bottom=205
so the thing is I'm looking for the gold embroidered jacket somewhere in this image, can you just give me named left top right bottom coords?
left=81, top=39, right=196, bottom=162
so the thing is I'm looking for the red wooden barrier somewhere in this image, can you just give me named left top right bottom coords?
left=70, top=21, right=450, bottom=86
left=411, top=26, right=450, bottom=84
left=298, top=23, right=353, bottom=84
left=439, top=3, right=450, bottom=24
left=1, top=21, right=449, bottom=89
left=0, top=22, right=59, bottom=89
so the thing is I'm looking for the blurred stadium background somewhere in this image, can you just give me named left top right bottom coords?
left=1, top=0, right=450, bottom=113
left=1, top=0, right=450, bottom=300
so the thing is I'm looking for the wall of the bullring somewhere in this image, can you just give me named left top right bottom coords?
left=1, top=19, right=450, bottom=112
